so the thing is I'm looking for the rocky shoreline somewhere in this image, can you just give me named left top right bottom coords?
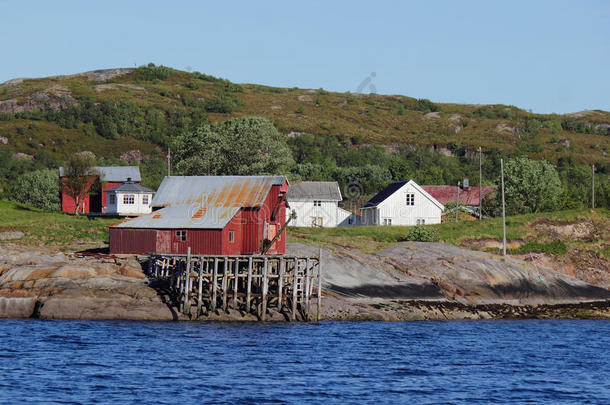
left=1, top=242, right=609, bottom=322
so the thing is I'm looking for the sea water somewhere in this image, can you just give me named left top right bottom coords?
left=0, top=319, right=608, bottom=404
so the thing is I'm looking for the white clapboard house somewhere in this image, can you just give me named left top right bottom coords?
left=360, top=180, right=443, bottom=226
left=286, top=181, right=358, bottom=227
left=104, top=179, right=155, bottom=216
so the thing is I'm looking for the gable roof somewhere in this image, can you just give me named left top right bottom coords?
left=116, top=175, right=288, bottom=230
left=151, top=175, right=287, bottom=208
left=287, top=181, right=342, bottom=201
left=104, top=182, right=154, bottom=194
left=362, top=181, right=409, bottom=208
left=58, top=166, right=141, bottom=182
left=362, top=180, right=444, bottom=210
left=422, top=185, right=495, bottom=206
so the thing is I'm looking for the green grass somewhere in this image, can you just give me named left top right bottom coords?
left=287, top=208, right=610, bottom=254
left=0, top=200, right=117, bottom=248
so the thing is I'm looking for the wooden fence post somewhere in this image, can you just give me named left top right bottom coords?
left=246, top=256, right=253, bottom=313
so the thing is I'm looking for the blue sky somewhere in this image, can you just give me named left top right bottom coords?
left=2, top=0, right=608, bottom=113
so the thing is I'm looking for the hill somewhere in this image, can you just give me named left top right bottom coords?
left=0, top=64, right=609, bottom=200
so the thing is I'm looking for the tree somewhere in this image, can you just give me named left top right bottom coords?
left=173, top=117, right=294, bottom=175
left=500, top=157, right=562, bottom=215
left=12, top=169, right=60, bottom=211
left=62, top=155, right=96, bottom=215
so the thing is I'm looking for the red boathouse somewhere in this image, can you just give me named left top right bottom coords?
left=109, top=176, right=289, bottom=255
left=59, top=166, right=142, bottom=214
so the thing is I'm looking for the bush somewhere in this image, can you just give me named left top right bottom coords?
left=12, top=169, right=60, bottom=211
left=511, top=240, right=567, bottom=256
left=134, top=63, right=173, bottom=82
left=204, top=93, right=241, bottom=113
left=399, top=226, right=440, bottom=242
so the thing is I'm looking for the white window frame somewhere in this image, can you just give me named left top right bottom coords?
left=142, top=194, right=149, bottom=205
left=383, top=218, right=392, bottom=226
left=123, top=194, right=135, bottom=204
left=229, top=230, right=235, bottom=243
left=313, top=200, right=322, bottom=207
left=416, top=219, right=426, bottom=225
left=175, top=230, right=187, bottom=241
left=406, top=193, right=415, bottom=206
left=311, top=216, right=323, bottom=227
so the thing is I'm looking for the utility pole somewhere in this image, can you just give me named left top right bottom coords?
left=478, top=146, right=482, bottom=220
left=501, top=158, right=506, bottom=256
left=591, top=164, right=595, bottom=209
left=455, top=181, right=460, bottom=223
left=167, top=146, right=171, bottom=177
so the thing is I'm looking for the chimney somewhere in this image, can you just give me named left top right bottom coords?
left=126, top=177, right=132, bottom=183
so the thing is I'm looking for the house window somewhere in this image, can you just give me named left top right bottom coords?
left=406, top=193, right=415, bottom=206
left=229, top=231, right=235, bottom=243
left=313, top=200, right=322, bottom=207
left=175, top=230, right=186, bottom=241
left=142, top=195, right=149, bottom=205
left=109, top=194, right=116, bottom=204
left=311, top=217, right=323, bottom=227
left=383, top=218, right=392, bottom=226
left=416, top=219, right=426, bottom=225
left=123, top=194, right=135, bottom=204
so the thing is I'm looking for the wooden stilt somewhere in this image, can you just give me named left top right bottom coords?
left=233, top=258, right=239, bottom=309
left=197, top=257, right=203, bottom=316
left=292, top=259, right=298, bottom=321
left=212, top=257, right=218, bottom=311
left=222, top=257, right=228, bottom=310
left=278, top=257, right=284, bottom=311
left=304, top=258, right=310, bottom=321
left=246, top=256, right=252, bottom=313
left=317, top=248, right=323, bottom=321
left=183, top=248, right=191, bottom=314
left=261, top=258, right=269, bottom=321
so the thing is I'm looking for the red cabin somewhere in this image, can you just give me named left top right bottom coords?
left=109, top=176, right=289, bottom=255
left=59, top=166, right=142, bottom=214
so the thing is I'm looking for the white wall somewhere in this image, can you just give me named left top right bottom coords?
left=377, top=182, right=442, bottom=225
left=287, top=200, right=348, bottom=227
left=107, top=192, right=153, bottom=215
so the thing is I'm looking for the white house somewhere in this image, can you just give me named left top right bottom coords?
left=104, top=180, right=154, bottom=216
left=286, top=181, right=358, bottom=227
left=360, top=180, right=443, bottom=226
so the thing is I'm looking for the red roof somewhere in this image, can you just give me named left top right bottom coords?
left=422, top=185, right=495, bottom=205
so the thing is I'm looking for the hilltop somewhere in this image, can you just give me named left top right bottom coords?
left=1, top=65, right=608, bottom=185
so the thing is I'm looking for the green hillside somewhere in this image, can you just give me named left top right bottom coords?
left=1, top=64, right=609, bottom=205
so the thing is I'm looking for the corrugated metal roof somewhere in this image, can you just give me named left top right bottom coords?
left=58, top=166, right=141, bottom=182
left=362, top=181, right=409, bottom=207
left=422, top=185, right=495, bottom=205
left=113, top=205, right=240, bottom=229
left=151, top=175, right=287, bottom=208
left=287, top=181, right=342, bottom=201
left=104, top=182, right=154, bottom=194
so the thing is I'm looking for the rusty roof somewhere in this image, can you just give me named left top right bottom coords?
left=115, top=175, right=288, bottom=229
left=152, top=176, right=287, bottom=208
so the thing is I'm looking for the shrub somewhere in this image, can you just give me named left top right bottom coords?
left=204, top=93, right=241, bottom=113
left=399, top=226, right=440, bottom=242
left=134, top=63, right=173, bottom=82
left=12, top=169, right=60, bottom=211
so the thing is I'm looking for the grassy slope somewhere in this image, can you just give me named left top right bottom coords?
left=1, top=67, right=609, bottom=167
left=0, top=200, right=117, bottom=248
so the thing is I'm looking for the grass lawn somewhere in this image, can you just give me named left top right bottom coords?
left=287, top=208, right=610, bottom=256
left=0, top=200, right=117, bottom=248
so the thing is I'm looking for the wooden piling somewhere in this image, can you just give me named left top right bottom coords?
left=292, top=259, right=298, bottom=321
left=304, top=258, right=310, bottom=320
left=317, top=248, right=322, bottom=321
left=197, top=257, right=203, bottom=316
left=261, top=258, right=268, bottom=321
left=246, top=256, right=252, bottom=313
left=212, top=257, right=218, bottom=311
left=222, top=257, right=228, bottom=310
left=277, top=257, right=284, bottom=312
left=233, top=258, right=239, bottom=309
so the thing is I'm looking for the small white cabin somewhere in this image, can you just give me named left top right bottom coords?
left=104, top=180, right=154, bottom=216
left=360, top=180, right=443, bottom=226
left=286, top=181, right=358, bottom=227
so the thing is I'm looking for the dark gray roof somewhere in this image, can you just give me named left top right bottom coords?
left=104, top=182, right=154, bottom=194
left=287, top=181, right=342, bottom=201
left=362, top=181, right=409, bottom=208
left=58, top=166, right=141, bottom=182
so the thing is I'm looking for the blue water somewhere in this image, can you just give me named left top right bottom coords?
left=0, top=320, right=608, bottom=404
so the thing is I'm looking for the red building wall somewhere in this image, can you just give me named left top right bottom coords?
left=61, top=179, right=140, bottom=213
left=109, top=180, right=288, bottom=255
